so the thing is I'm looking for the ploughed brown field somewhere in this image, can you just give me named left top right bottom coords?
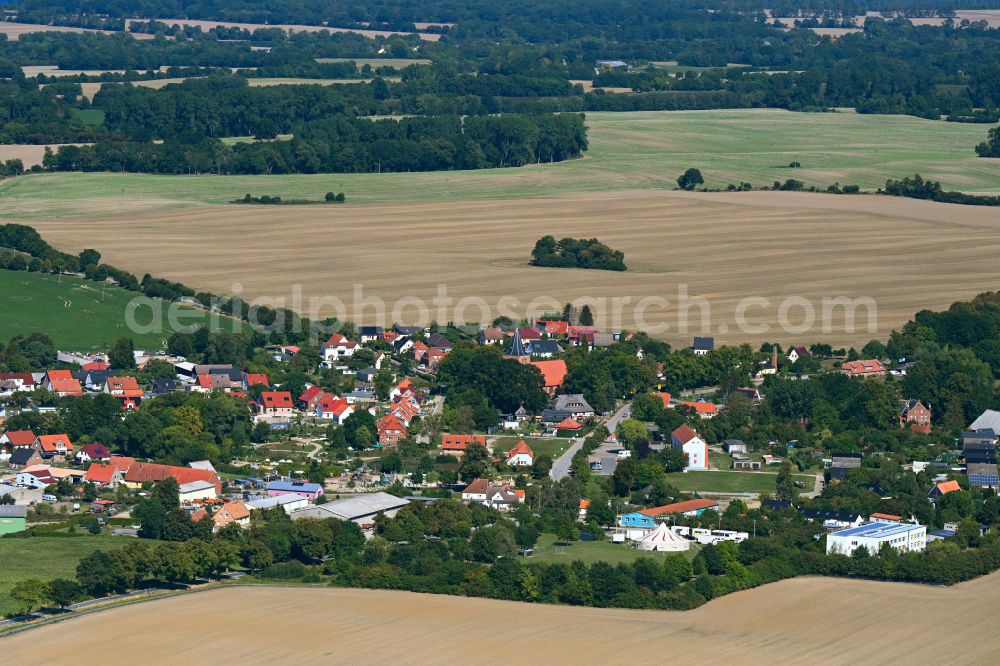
left=5, top=573, right=1000, bottom=664
left=19, top=189, right=1000, bottom=347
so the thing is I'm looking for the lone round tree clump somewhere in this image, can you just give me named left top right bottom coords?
left=531, top=236, right=626, bottom=271
left=677, top=168, right=704, bottom=190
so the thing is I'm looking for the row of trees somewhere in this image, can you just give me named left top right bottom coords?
left=42, top=113, right=587, bottom=175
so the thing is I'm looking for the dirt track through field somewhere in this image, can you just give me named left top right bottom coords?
left=19, top=189, right=1000, bottom=346
left=5, top=572, right=1000, bottom=664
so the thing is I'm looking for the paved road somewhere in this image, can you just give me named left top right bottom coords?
left=605, top=403, right=632, bottom=435
left=550, top=436, right=585, bottom=481
left=551, top=403, right=631, bottom=481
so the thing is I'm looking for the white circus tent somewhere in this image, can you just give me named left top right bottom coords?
left=636, top=522, right=691, bottom=552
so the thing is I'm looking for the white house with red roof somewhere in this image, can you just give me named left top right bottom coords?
left=257, top=391, right=294, bottom=417
left=506, top=440, right=534, bottom=466
left=671, top=424, right=708, bottom=470
left=678, top=401, right=719, bottom=419
left=0, top=429, right=37, bottom=449
left=316, top=396, right=353, bottom=424
left=76, top=442, right=111, bottom=463
left=34, top=434, right=74, bottom=458
left=320, top=333, right=359, bottom=367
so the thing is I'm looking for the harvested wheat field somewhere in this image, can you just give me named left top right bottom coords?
left=5, top=573, right=1000, bottom=664
left=17, top=189, right=1000, bottom=347
left=0, top=144, right=91, bottom=168
left=0, top=22, right=153, bottom=40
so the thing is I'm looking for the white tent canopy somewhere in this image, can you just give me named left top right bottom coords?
left=637, top=522, right=691, bottom=552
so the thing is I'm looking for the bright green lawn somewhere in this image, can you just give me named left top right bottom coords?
left=491, top=436, right=573, bottom=460
left=2, top=109, right=996, bottom=219
left=523, top=532, right=698, bottom=565
left=70, top=108, right=105, bottom=127
left=0, top=535, right=124, bottom=616
left=664, top=470, right=814, bottom=494
left=0, top=270, right=247, bottom=350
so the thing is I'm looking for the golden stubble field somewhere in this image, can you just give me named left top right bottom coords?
left=20, top=189, right=1000, bottom=347
left=5, top=572, right=1000, bottom=664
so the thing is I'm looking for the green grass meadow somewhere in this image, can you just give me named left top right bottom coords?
left=664, top=470, right=814, bottom=494
left=0, top=270, right=247, bottom=350
left=0, top=535, right=124, bottom=616
left=522, top=532, right=699, bottom=566
left=1, top=109, right=996, bottom=219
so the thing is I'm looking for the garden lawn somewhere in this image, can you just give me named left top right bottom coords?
left=664, top=470, right=813, bottom=494
left=523, top=533, right=699, bottom=566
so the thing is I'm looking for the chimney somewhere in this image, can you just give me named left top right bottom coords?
left=772, top=345, right=778, bottom=369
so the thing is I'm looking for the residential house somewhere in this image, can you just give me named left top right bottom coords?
left=800, top=508, right=865, bottom=529
left=320, top=333, right=359, bottom=367
left=0, top=429, right=36, bottom=450
left=76, top=442, right=111, bottom=463
left=505, top=440, right=534, bottom=466
left=841, top=359, right=887, bottom=377
left=83, top=463, right=123, bottom=488
left=104, top=376, right=141, bottom=397
left=34, top=433, right=74, bottom=458
left=151, top=378, right=180, bottom=395
left=537, top=320, right=570, bottom=336
left=46, top=370, right=84, bottom=397
left=653, top=392, right=672, bottom=409
left=461, top=478, right=490, bottom=503
left=529, top=339, right=563, bottom=358
left=671, top=424, right=708, bottom=470
left=552, top=418, right=582, bottom=433
left=358, top=326, right=385, bottom=343
left=8, top=447, right=43, bottom=469
left=212, top=500, right=251, bottom=530
left=441, top=433, right=487, bottom=457
left=485, top=487, right=524, bottom=511
left=376, top=415, right=407, bottom=447
left=787, top=346, right=811, bottom=363
left=266, top=480, right=323, bottom=500
left=899, top=399, right=931, bottom=432
left=258, top=391, right=294, bottom=418
left=16, top=468, right=57, bottom=489
left=530, top=360, right=568, bottom=396
left=729, top=387, right=763, bottom=405
left=928, top=480, right=961, bottom=500
left=389, top=379, right=414, bottom=401
left=298, top=385, right=326, bottom=411
left=243, top=373, right=269, bottom=390
left=421, top=347, right=449, bottom=371
left=316, top=396, right=353, bottom=424
left=553, top=394, right=595, bottom=420
left=678, top=401, right=718, bottom=419
left=692, top=337, right=714, bottom=356
left=0, top=372, right=36, bottom=394
left=426, top=333, right=453, bottom=350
